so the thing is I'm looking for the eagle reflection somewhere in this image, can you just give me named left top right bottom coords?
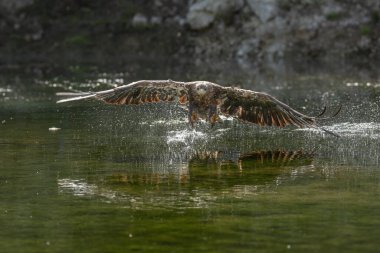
left=189, top=150, right=313, bottom=171
left=59, top=150, right=313, bottom=197
left=58, top=150, right=314, bottom=208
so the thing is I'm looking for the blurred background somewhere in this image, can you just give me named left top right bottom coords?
left=1, top=0, right=379, bottom=74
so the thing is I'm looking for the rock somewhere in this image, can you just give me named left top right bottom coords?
left=357, top=36, right=370, bottom=50
left=186, top=0, right=244, bottom=30
left=0, top=0, right=33, bottom=13
left=151, top=16, right=162, bottom=25
left=321, top=2, right=343, bottom=18
left=173, top=15, right=186, bottom=26
left=236, top=38, right=262, bottom=59
left=187, top=11, right=214, bottom=30
left=266, top=40, right=286, bottom=61
left=154, top=0, right=162, bottom=7
left=255, top=17, right=288, bottom=38
left=246, top=0, right=278, bottom=23
left=131, top=13, right=148, bottom=27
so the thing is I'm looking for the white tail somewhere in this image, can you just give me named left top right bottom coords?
left=56, top=92, right=96, bottom=103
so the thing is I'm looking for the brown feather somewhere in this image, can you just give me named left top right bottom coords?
left=219, top=87, right=316, bottom=128
left=276, top=112, right=286, bottom=127
left=269, top=112, right=277, bottom=126
left=94, top=80, right=189, bottom=106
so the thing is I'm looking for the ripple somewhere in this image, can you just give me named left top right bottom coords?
left=58, top=179, right=116, bottom=199
left=57, top=178, right=218, bottom=209
left=0, top=88, right=12, bottom=93
left=58, top=179, right=97, bottom=196
left=346, top=81, right=380, bottom=88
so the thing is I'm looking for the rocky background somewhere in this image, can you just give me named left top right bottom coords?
left=1, top=0, right=379, bottom=69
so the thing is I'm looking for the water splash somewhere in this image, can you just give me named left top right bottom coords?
left=139, top=119, right=185, bottom=127
left=295, top=122, right=380, bottom=138
left=328, top=122, right=380, bottom=138
left=167, top=129, right=207, bottom=144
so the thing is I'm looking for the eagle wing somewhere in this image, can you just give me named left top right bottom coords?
left=218, top=87, right=316, bottom=128
left=57, top=80, right=189, bottom=105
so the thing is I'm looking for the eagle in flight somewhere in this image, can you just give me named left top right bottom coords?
left=57, top=80, right=338, bottom=136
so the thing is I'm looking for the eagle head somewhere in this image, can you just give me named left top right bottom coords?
left=195, top=83, right=208, bottom=96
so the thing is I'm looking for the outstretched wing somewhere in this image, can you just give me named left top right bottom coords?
left=57, top=80, right=189, bottom=105
left=218, top=87, right=316, bottom=128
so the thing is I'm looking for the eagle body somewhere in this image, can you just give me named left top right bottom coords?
left=57, top=79, right=338, bottom=136
left=187, top=81, right=223, bottom=126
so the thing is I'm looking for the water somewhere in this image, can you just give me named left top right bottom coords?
left=1, top=62, right=380, bottom=252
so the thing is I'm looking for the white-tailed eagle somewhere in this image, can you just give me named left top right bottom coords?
left=57, top=80, right=338, bottom=136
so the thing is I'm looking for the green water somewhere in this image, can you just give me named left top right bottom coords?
left=1, top=63, right=380, bottom=252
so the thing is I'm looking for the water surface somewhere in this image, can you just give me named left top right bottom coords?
left=1, top=62, right=380, bottom=252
